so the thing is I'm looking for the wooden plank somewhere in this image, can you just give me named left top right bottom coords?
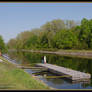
left=36, top=63, right=91, bottom=81
left=17, top=66, right=48, bottom=70
left=17, top=66, right=43, bottom=68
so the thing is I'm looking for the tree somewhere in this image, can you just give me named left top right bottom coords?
left=7, top=38, right=17, bottom=49
left=65, top=20, right=77, bottom=29
left=39, top=32, right=49, bottom=48
left=41, top=19, right=66, bottom=33
left=0, top=35, right=7, bottom=53
left=87, top=19, right=92, bottom=49
left=79, top=18, right=91, bottom=49
left=9, top=18, right=92, bottom=50
left=53, top=30, right=79, bottom=49
left=25, top=35, right=39, bottom=49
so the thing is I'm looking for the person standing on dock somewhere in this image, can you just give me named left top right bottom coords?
left=0, top=49, right=2, bottom=56
left=41, top=56, right=44, bottom=64
left=44, top=56, right=46, bottom=64
left=0, top=52, right=1, bottom=56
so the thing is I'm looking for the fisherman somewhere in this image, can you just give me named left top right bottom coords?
left=0, top=49, right=2, bottom=56
left=44, top=56, right=46, bottom=64
left=41, top=56, right=44, bottom=63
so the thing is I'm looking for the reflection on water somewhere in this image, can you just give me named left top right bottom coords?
left=7, top=51, right=92, bottom=89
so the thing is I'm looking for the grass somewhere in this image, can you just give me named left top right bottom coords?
left=0, top=56, right=50, bottom=90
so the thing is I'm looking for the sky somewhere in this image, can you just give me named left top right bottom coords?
left=0, top=3, right=92, bottom=43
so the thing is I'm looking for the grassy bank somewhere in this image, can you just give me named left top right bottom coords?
left=0, top=56, right=50, bottom=90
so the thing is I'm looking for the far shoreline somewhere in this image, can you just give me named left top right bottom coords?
left=8, top=49, right=92, bottom=59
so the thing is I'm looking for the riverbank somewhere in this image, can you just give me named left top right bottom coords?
left=20, top=49, right=92, bottom=59
left=0, top=56, right=50, bottom=90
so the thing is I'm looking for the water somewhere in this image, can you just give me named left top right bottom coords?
left=5, top=51, right=92, bottom=89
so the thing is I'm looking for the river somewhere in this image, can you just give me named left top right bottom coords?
left=4, top=51, right=92, bottom=89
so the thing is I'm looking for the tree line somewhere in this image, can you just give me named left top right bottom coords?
left=7, top=18, right=92, bottom=50
left=0, top=35, right=7, bottom=53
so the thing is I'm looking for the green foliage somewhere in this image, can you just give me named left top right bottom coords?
left=65, top=20, right=77, bottom=29
left=39, top=32, right=49, bottom=48
left=0, top=35, right=7, bottom=53
left=79, top=18, right=90, bottom=48
left=53, top=30, right=79, bottom=49
left=41, top=19, right=66, bottom=33
left=7, top=39, right=17, bottom=49
left=25, top=35, right=39, bottom=49
left=79, top=18, right=92, bottom=49
left=7, top=18, right=92, bottom=50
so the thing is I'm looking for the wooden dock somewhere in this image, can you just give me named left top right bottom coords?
left=17, top=66, right=48, bottom=71
left=17, top=66, right=47, bottom=69
left=17, top=66, right=42, bottom=69
left=36, top=63, right=91, bottom=81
